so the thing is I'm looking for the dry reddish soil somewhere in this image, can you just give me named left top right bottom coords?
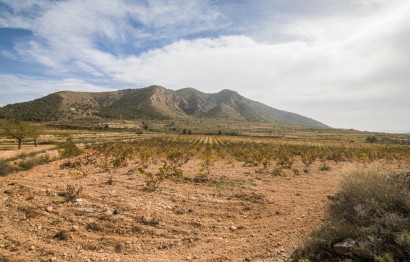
left=0, top=145, right=57, bottom=159
left=0, top=154, right=403, bottom=262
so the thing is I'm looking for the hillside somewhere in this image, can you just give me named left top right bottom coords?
left=0, top=86, right=329, bottom=128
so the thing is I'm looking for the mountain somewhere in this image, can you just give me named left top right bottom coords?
left=0, top=85, right=329, bottom=128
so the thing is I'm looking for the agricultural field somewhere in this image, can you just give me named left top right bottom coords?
left=1, top=131, right=410, bottom=261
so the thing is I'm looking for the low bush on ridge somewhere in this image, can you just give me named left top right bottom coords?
left=292, top=170, right=410, bottom=262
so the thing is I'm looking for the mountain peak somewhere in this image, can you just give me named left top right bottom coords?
left=219, top=89, right=237, bottom=94
left=147, top=85, right=167, bottom=91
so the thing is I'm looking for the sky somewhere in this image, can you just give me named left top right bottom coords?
left=0, top=0, right=409, bottom=133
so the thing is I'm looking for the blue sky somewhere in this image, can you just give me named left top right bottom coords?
left=0, top=0, right=409, bottom=132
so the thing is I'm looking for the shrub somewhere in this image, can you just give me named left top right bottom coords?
left=138, top=167, right=164, bottom=192
left=54, top=230, right=70, bottom=240
left=59, top=138, right=82, bottom=158
left=319, top=163, right=331, bottom=171
left=271, top=167, right=285, bottom=177
left=366, top=135, right=378, bottom=143
left=292, top=170, right=410, bottom=261
left=0, top=160, right=13, bottom=176
left=60, top=184, right=83, bottom=202
left=139, top=214, right=160, bottom=226
left=277, top=154, right=294, bottom=169
left=18, top=156, right=50, bottom=170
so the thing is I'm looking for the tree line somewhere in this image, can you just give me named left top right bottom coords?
left=0, top=119, right=44, bottom=149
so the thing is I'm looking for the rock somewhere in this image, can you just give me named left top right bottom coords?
left=333, top=238, right=356, bottom=255
left=46, top=206, right=53, bottom=212
left=72, top=225, right=79, bottom=231
left=229, top=226, right=238, bottom=231
left=29, top=245, right=35, bottom=251
left=50, top=257, right=57, bottom=262
left=295, top=192, right=301, bottom=196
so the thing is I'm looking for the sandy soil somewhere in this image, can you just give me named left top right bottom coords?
left=0, top=154, right=397, bottom=262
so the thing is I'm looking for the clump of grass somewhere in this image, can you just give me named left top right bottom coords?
left=114, top=242, right=125, bottom=253
left=18, top=206, right=40, bottom=219
left=292, top=170, right=410, bottom=261
left=60, top=159, right=82, bottom=169
left=86, top=222, right=103, bottom=232
left=106, top=175, right=114, bottom=185
left=0, top=160, right=13, bottom=176
left=54, top=230, right=70, bottom=240
left=1, top=155, right=52, bottom=176
left=271, top=166, right=285, bottom=177
left=139, top=214, right=160, bottom=226
left=18, top=156, right=50, bottom=170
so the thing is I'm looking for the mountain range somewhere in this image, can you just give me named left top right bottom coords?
left=0, top=85, right=329, bottom=129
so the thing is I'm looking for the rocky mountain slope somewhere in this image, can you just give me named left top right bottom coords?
left=0, top=85, right=329, bottom=128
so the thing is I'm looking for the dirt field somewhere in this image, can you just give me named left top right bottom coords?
left=2, top=148, right=405, bottom=262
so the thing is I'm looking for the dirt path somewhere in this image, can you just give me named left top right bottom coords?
left=0, top=159, right=359, bottom=261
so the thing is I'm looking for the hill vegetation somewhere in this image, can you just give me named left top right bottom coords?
left=0, top=86, right=328, bottom=129
left=0, top=94, right=62, bottom=121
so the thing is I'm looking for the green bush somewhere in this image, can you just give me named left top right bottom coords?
left=292, top=170, right=410, bottom=261
left=59, top=138, right=82, bottom=158
left=319, top=162, right=331, bottom=171
left=366, top=135, right=378, bottom=143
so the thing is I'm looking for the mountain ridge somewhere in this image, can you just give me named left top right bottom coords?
left=0, top=85, right=329, bottom=129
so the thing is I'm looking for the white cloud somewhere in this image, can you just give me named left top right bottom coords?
left=2, top=0, right=225, bottom=68
left=0, top=74, right=113, bottom=106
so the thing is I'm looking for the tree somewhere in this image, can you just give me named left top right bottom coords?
left=28, top=124, right=43, bottom=147
left=366, top=135, right=378, bottom=143
left=0, top=120, right=43, bottom=149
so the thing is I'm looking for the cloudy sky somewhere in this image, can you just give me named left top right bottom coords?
left=0, top=0, right=409, bottom=132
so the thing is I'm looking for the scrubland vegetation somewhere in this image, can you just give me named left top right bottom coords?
left=293, top=170, right=410, bottom=261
